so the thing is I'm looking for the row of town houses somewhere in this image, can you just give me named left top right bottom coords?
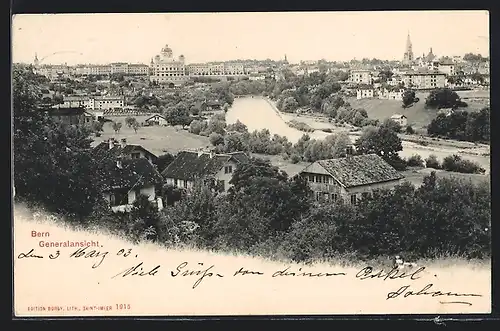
left=91, top=138, right=406, bottom=213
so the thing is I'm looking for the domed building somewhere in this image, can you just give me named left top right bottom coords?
left=149, top=44, right=188, bottom=87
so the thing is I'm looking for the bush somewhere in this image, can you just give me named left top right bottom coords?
left=441, top=154, right=486, bottom=174
left=425, top=154, right=441, bottom=169
left=405, top=125, right=415, bottom=134
left=290, top=154, right=302, bottom=164
left=406, top=154, right=424, bottom=167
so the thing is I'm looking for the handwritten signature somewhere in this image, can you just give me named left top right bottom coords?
left=16, top=247, right=484, bottom=305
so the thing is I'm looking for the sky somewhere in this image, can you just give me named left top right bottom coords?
left=12, top=11, right=490, bottom=65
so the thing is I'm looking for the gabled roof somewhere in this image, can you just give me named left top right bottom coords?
left=145, top=114, right=167, bottom=122
left=100, top=157, right=163, bottom=191
left=391, top=114, right=407, bottom=119
left=161, top=151, right=250, bottom=181
left=305, top=154, right=404, bottom=188
left=92, top=141, right=158, bottom=160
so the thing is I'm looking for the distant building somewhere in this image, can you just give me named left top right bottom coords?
left=348, top=69, right=372, bottom=84
left=438, top=60, right=456, bottom=76
left=402, top=32, right=414, bottom=65
left=379, top=88, right=405, bottom=101
left=42, top=107, right=92, bottom=126
left=145, top=114, right=168, bottom=126
left=356, top=85, right=375, bottom=99
left=93, top=96, right=125, bottom=110
left=299, top=154, right=405, bottom=205
left=390, top=114, right=408, bottom=127
left=149, top=44, right=188, bottom=86
left=401, top=68, right=446, bottom=89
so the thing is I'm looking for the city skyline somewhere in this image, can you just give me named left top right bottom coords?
left=12, top=11, right=489, bottom=65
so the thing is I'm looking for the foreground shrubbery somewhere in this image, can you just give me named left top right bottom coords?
left=39, top=159, right=491, bottom=264
left=424, top=153, right=485, bottom=174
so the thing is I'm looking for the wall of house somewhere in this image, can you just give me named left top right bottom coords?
left=214, top=160, right=238, bottom=192
left=165, top=177, right=194, bottom=190
left=341, top=178, right=404, bottom=204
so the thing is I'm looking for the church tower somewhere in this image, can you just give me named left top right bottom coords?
left=403, top=32, right=414, bottom=65
left=34, top=53, right=39, bottom=67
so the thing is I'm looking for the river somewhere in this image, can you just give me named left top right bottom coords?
left=226, top=97, right=490, bottom=172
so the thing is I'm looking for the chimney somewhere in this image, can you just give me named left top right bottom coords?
left=116, top=156, right=122, bottom=169
left=120, top=138, right=127, bottom=148
left=108, top=138, right=114, bottom=150
left=209, top=150, right=215, bottom=159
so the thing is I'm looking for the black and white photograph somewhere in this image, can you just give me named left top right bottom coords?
left=12, top=11, right=491, bottom=316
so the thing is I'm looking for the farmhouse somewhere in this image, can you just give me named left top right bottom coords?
left=161, top=150, right=250, bottom=193
left=299, top=154, right=404, bottom=205
left=100, top=156, right=164, bottom=213
left=390, top=114, right=408, bottom=127
left=93, top=139, right=163, bottom=212
left=42, top=107, right=92, bottom=126
left=145, top=114, right=168, bottom=126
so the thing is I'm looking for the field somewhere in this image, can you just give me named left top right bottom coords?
left=92, top=116, right=210, bottom=155
left=13, top=204, right=491, bottom=316
left=347, top=90, right=488, bottom=129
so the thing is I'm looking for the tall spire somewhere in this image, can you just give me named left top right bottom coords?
left=406, top=31, right=412, bottom=50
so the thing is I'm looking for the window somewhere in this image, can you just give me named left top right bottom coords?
left=322, top=176, right=329, bottom=184
left=350, top=194, right=357, bottom=205
left=315, top=192, right=321, bottom=201
left=174, top=179, right=178, bottom=187
left=110, top=190, right=128, bottom=206
left=184, top=180, right=188, bottom=189
left=323, top=193, right=329, bottom=201
left=315, top=176, right=321, bottom=183
left=224, top=165, right=233, bottom=174
left=131, top=152, right=140, bottom=159
left=332, top=193, right=338, bottom=202
left=309, top=175, right=315, bottom=182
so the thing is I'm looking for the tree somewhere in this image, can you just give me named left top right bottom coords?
left=209, top=132, right=224, bottom=146
left=405, top=125, right=415, bottom=134
left=132, top=121, right=139, bottom=133
left=354, top=124, right=404, bottom=169
left=125, top=116, right=137, bottom=128
left=402, top=89, right=417, bottom=108
left=282, top=96, right=299, bottom=112
left=13, top=65, right=109, bottom=221
left=381, top=118, right=402, bottom=133
left=165, top=104, right=192, bottom=128
left=112, top=122, right=122, bottom=133
left=425, top=88, right=467, bottom=109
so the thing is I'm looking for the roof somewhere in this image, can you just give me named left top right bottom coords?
left=161, top=151, right=250, bottom=181
left=403, top=68, right=446, bottom=76
left=145, top=114, right=167, bottom=121
left=45, top=107, right=86, bottom=116
left=100, top=157, right=163, bottom=191
left=93, top=141, right=158, bottom=159
left=390, top=114, right=407, bottom=119
left=311, top=154, right=404, bottom=188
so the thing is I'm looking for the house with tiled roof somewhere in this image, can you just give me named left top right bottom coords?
left=92, top=139, right=163, bottom=212
left=299, top=154, right=404, bottom=205
left=93, top=138, right=158, bottom=165
left=161, top=150, right=250, bottom=192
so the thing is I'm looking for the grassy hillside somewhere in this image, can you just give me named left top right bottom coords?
left=347, top=91, right=487, bottom=129
left=92, top=118, right=210, bottom=155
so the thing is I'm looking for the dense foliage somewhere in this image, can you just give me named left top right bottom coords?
left=427, top=107, right=490, bottom=143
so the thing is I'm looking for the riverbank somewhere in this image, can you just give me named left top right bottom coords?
left=250, top=97, right=490, bottom=173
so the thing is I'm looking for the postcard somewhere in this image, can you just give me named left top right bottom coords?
left=12, top=11, right=491, bottom=317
